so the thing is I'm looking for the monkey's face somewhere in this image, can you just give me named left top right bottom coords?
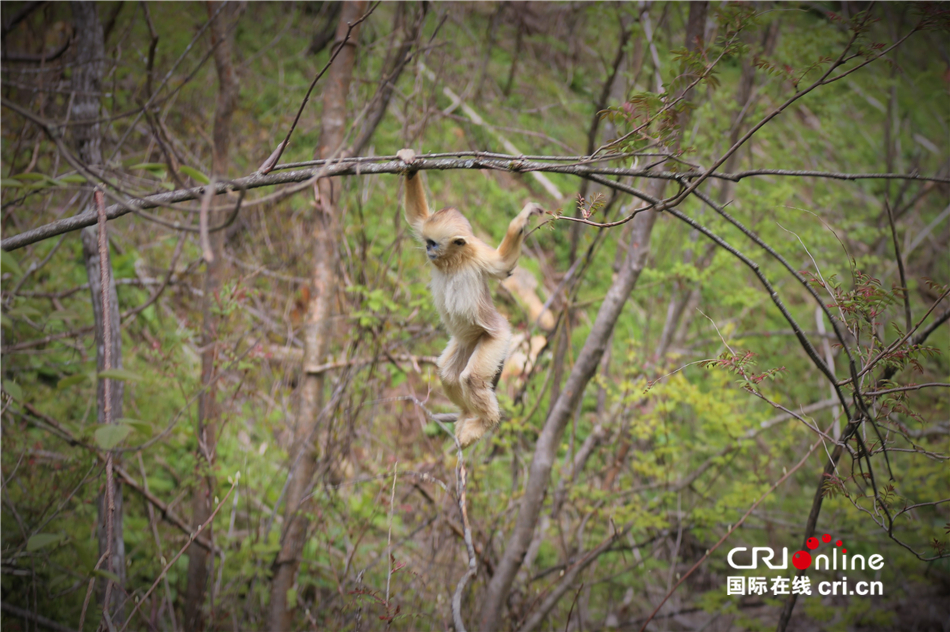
left=423, top=234, right=470, bottom=266
left=422, top=209, right=475, bottom=270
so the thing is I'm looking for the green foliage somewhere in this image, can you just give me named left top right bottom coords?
left=93, top=424, right=133, bottom=450
left=2, top=2, right=948, bottom=630
left=178, top=165, right=211, bottom=185
left=26, top=533, right=65, bottom=552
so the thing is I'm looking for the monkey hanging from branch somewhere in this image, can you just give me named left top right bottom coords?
left=397, top=149, right=544, bottom=448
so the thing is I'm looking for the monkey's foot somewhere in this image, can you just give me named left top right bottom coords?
left=455, top=415, right=488, bottom=449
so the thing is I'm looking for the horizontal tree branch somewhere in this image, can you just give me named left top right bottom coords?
left=3, top=37, right=71, bottom=63
left=0, top=601, right=77, bottom=632
left=1, top=146, right=946, bottom=252
left=864, top=382, right=949, bottom=396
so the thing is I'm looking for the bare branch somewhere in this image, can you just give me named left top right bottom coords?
left=117, top=480, right=238, bottom=632
left=3, top=145, right=944, bottom=253
left=452, top=456, right=477, bottom=632
left=0, top=602, right=77, bottom=632
left=639, top=440, right=821, bottom=632
left=260, top=2, right=379, bottom=173
left=864, top=383, right=950, bottom=396
left=885, top=201, right=912, bottom=331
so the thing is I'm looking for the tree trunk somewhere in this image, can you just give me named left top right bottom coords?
left=503, top=21, right=524, bottom=97
left=569, top=20, right=632, bottom=263
left=479, top=188, right=659, bottom=632
left=718, top=20, right=779, bottom=205
left=479, top=6, right=708, bottom=628
left=350, top=3, right=426, bottom=157
left=655, top=13, right=778, bottom=361
left=268, top=3, right=367, bottom=629
left=183, top=3, right=240, bottom=629
left=69, top=1, right=127, bottom=624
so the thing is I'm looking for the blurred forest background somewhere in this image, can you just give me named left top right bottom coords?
left=1, top=2, right=948, bottom=631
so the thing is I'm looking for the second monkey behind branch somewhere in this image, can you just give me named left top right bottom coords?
left=398, top=149, right=543, bottom=448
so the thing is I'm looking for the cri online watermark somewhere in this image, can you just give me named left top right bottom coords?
left=725, top=533, right=884, bottom=597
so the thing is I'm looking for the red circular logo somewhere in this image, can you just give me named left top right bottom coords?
left=792, top=550, right=813, bottom=570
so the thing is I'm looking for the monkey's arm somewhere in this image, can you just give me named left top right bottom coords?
left=484, top=203, right=543, bottom=279
left=398, top=149, right=429, bottom=235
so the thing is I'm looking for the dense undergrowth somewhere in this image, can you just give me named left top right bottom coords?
left=1, top=2, right=948, bottom=630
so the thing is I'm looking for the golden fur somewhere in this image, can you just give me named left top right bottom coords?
left=399, top=149, right=542, bottom=447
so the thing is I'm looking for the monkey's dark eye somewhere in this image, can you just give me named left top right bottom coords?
left=454, top=239, right=466, bottom=246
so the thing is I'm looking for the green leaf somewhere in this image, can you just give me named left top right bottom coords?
left=10, top=175, right=55, bottom=190
left=91, top=569, right=121, bottom=583
left=72, top=540, right=98, bottom=572
left=251, top=542, right=281, bottom=555
left=179, top=165, right=211, bottom=184
left=3, top=380, right=23, bottom=402
left=94, top=424, right=132, bottom=450
left=59, top=174, right=87, bottom=184
left=129, top=163, right=167, bottom=173
left=117, top=418, right=152, bottom=438
left=57, top=373, right=92, bottom=390
left=1, top=252, right=24, bottom=278
left=1, top=178, right=25, bottom=188
left=7, top=305, right=42, bottom=318
left=46, top=310, right=81, bottom=323
left=12, top=172, right=48, bottom=181
left=27, top=533, right=64, bottom=552
left=48, top=574, right=71, bottom=590
left=97, top=369, right=144, bottom=382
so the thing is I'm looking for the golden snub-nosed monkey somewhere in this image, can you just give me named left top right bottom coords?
left=398, top=148, right=543, bottom=448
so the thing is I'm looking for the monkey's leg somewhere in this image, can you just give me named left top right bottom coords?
left=457, top=331, right=511, bottom=448
left=440, top=337, right=478, bottom=443
left=438, top=337, right=473, bottom=416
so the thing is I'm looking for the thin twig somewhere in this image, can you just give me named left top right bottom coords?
left=638, top=439, right=821, bottom=632
left=137, top=452, right=179, bottom=632
left=884, top=200, right=912, bottom=332
left=385, top=461, right=397, bottom=606
left=107, top=1, right=230, bottom=163
left=0, top=602, right=77, bottom=632
left=452, top=454, right=477, bottom=632
left=564, top=582, right=584, bottom=632
left=663, top=14, right=917, bottom=216
left=259, top=2, right=379, bottom=173
left=850, top=287, right=950, bottom=384
left=117, top=479, right=238, bottom=632
left=592, top=29, right=740, bottom=156
left=402, top=397, right=474, bottom=629
left=864, top=382, right=949, bottom=396
left=16, top=398, right=222, bottom=554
